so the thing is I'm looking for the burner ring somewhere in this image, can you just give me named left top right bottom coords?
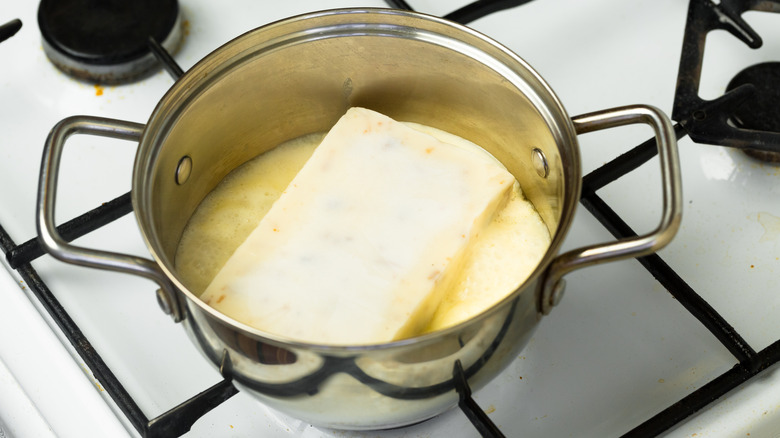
left=726, top=62, right=780, bottom=163
left=38, top=0, right=182, bottom=84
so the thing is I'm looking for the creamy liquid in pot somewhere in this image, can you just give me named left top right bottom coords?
left=174, top=124, right=551, bottom=334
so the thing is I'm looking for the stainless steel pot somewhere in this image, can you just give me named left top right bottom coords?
left=36, top=8, right=682, bottom=430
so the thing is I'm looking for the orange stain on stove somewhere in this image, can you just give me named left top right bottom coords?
left=484, top=405, right=496, bottom=414
left=94, top=84, right=104, bottom=96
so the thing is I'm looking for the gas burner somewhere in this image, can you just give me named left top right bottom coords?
left=726, top=62, right=780, bottom=162
left=37, top=0, right=182, bottom=84
left=672, top=0, right=780, bottom=159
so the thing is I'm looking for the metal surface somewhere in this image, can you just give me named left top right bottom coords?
left=540, top=105, right=683, bottom=314
left=0, top=19, right=22, bottom=44
left=531, top=147, right=549, bottom=178
left=625, top=340, right=780, bottom=436
left=726, top=61, right=780, bottom=162
left=174, top=156, right=192, bottom=185
left=38, top=0, right=183, bottom=84
left=453, top=360, right=505, bottom=438
left=0, top=223, right=241, bottom=438
left=672, top=0, right=780, bottom=153
left=578, top=123, right=758, bottom=367
left=386, top=0, right=536, bottom=25
left=148, top=36, right=185, bottom=81
left=6, top=191, right=132, bottom=269
left=35, top=116, right=183, bottom=322
left=574, top=118, right=774, bottom=435
left=0, top=224, right=149, bottom=435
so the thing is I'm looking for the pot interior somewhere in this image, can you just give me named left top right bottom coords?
left=134, top=9, right=580, bottom=312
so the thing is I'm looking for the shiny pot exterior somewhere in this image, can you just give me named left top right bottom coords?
left=130, top=9, right=580, bottom=429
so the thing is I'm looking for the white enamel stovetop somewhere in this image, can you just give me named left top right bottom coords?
left=1, top=1, right=779, bottom=437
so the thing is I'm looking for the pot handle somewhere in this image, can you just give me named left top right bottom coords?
left=539, top=105, right=683, bottom=314
left=36, top=116, right=183, bottom=321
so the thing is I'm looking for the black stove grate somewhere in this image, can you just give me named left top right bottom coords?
left=2, top=0, right=780, bottom=437
left=0, top=18, right=22, bottom=44
left=385, top=0, right=535, bottom=24
left=1, top=224, right=240, bottom=438
left=578, top=128, right=780, bottom=437
left=672, top=0, right=780, bottom=156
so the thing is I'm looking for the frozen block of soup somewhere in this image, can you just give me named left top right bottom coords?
left=200, top=107, right=514, bottom=345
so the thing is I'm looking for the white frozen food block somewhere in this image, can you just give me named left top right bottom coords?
left=200, top=107, right=514, bottom=345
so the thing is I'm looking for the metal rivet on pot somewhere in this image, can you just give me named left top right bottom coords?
left=175, top=155, right=192, bottom=185
left=156, top=288, right=173, bottom=315
left=532, top=148, right=549, bottom=178
left=549, top=279, right=566, bottom=308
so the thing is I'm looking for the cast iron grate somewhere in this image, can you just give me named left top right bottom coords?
left=0, top=223, right=240, bottom=438
left=579, top=130, right=780, bottom=437
left=0, top=19, right=22, bottom=44
left=617, top=0, right=780, bottom=434
left=672, top=0, right=780, bottom=155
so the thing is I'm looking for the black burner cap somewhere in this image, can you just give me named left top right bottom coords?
left=726, top=62, right=780, bottom=162
left=38, top=0, right=181, bottom=83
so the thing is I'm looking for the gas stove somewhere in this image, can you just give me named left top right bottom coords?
left=1, top=1, right=779, bottom=437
